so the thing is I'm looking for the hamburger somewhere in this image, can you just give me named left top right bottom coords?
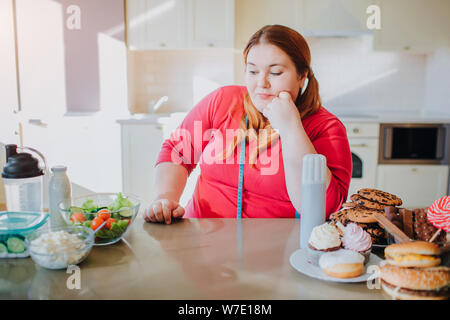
left=380, top=241, right=449, bottom=300
left=384, top=241, right=441, bottom=268
left=379, top=264, right=449, bottom=300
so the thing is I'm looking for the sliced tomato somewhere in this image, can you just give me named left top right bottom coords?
left=91, top=217, right=104, bottom=231
left=70, top=212, right=86, bottom=224
left=105, top=218, right=117, bottom=230
left=97, top=209, right=110, bottom=221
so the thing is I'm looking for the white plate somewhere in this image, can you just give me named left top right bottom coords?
left=289, top=249, right=383, bottom=283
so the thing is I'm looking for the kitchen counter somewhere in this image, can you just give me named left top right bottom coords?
left=117, top=111, right=450, bottom=125
left=1, top=216, right=388, bottom=300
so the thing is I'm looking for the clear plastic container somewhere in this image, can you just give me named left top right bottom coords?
left=0, top=211, right=49, bottom=258
left=4, top=176, right=44, bottom=212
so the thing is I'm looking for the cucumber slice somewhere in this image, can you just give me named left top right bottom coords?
left=7, top=237, right=26, bottom=254
left=69, top=206, right=85, bottom=213
left=118, top=207, right=133, bottom=218
left=0, top=243, right=7, bottom=254
left=118, top=219, right=129, bottom=229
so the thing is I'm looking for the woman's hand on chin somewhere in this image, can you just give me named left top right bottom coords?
left=143, top=199, right=185, bottom=224
left=261, top=91, right=301, bottom=132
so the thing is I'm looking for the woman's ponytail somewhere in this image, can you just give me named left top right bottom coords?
left=296, top=70, right=321, bottom=119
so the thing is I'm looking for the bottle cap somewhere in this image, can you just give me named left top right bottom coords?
left=51, top=165, right=67, bottom=172
left=302, top=154, right=327, bottom=184
left=2, top=144, right=44, bottom=179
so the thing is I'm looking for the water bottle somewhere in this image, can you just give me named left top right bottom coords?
left=299, top=154, right=327, bottom=249
left=2, top=144, right=46, bottom=212
left=48, top=166, right=71, bottom=228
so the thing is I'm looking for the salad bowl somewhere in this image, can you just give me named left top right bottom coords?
left=59, top=193, right=141, bottom=245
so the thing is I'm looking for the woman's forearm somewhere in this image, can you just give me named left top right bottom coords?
left=154, top=162, right=189, bottom=203
left=279, top=121, right=332, bottom=211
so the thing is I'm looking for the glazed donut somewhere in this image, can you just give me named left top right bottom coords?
left=319, top=249, right=365, bottom=279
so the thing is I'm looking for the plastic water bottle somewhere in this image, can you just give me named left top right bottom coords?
left=299, top=154, right=327, bottom=249
left=48, top=166, right=71, bottom=228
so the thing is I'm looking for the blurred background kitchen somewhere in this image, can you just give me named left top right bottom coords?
left=1, top=0, right=449, bottom=210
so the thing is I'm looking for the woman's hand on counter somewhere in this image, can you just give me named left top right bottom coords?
left=143, top=199, right=185, bottom=224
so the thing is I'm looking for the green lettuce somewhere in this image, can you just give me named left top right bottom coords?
left=81, top=199, right=98, bottom=213
left=108, top=192, right=133, bottom=212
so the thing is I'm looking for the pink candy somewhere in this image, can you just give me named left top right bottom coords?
left=427, top=196, right=450, bottom=232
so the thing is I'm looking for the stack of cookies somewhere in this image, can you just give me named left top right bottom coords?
left=329, top=188, right=403, bottom=245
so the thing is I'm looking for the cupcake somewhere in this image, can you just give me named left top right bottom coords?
left=341, top=223, right=372, bottom=264
left=307, top=223, right=342, bottom=266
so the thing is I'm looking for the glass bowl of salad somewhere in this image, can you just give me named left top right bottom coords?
left=59, top=192, right=141, bottom=245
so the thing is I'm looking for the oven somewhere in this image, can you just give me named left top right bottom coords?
left=344, top=123, right=380, bottom=199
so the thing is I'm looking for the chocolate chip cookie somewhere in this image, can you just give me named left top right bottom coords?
left=357, top=188, right=402, bottom=206
left=349, top=194, right=387, bottom=210
left=342, top=202, right=357, bottom=208
left=346, top=207, right=380, bottom=223
left=329, top=209, right=350, bottom=225
left=365, top=226, right=386, bottom=239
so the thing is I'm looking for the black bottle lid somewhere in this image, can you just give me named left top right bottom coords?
left=2, top=144, right=44, bottom=179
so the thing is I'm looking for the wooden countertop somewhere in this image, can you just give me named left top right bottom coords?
left=1, top=217, right=389, bottom=300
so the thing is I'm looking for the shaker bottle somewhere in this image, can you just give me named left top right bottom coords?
left=2, top=144, right=46, bottom=212
left=299, top=154, right=327, bottom=249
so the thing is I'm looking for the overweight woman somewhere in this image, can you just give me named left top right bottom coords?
left=144, top=25, right=352, bottom=224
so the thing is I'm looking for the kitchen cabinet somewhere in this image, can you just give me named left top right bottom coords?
left=1, top=0, right=127, bottom=206
left=376, top=164, right=449, bottom=208
left=235, top=0, right=300, bottom=49
left=186, top=0, right=234, bottom=48
left=235, top=0, right=373, bottom=49
left=344, top=123, right=380, bottom=199
left=126, top=0, right=234, bottom=49
left=297, top=0, right=373, bottom=37
left=373, top=0, right=450, bottom=53
left=120, top=119, right=200, bottom=207
left=126, top=0, right=187, bottom=49
left=0, top=0, right=21, bottom=205
left=121, top=123, right=164, bottom=205
left=0, top=0, right=21, bottom=145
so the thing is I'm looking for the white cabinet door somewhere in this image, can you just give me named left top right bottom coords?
left=373, top=0, right=450, bottom=53
left=121, top=124, right=164, bottom=205
left=376, top=165, right=449, bottom=208
left=298, top=0, right=372, bottom=36
left=0, top=0, right=21, bottom=146
left=127, top=0, right=187, bottom=49
left=187, top=0, right=234, bottom=48
left=234, top=0, right=299, bottom=49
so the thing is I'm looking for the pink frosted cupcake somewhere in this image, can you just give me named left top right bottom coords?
left=341, top=223, right=372, bottom=264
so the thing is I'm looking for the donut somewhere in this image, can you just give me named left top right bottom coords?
left=319, top=249, right=365, bottom=279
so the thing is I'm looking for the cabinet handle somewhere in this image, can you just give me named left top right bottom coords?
left=403, top=45, right=410, bottom=51
left=208, top=43, right=214, bottom=47
left=160, top=43, right=166, bottom=47
left=353, top=128, right=360, bottom=134
left=350, top=143, right=367, bottom=148
left=411, top=168, right=418, bottom=172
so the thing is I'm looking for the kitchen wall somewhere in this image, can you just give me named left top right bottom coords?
left=128, top=35, right=437, bottom=116
left=128, top=49, right=236, bottom=114
left=424, top=46, right=450, bottom=115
